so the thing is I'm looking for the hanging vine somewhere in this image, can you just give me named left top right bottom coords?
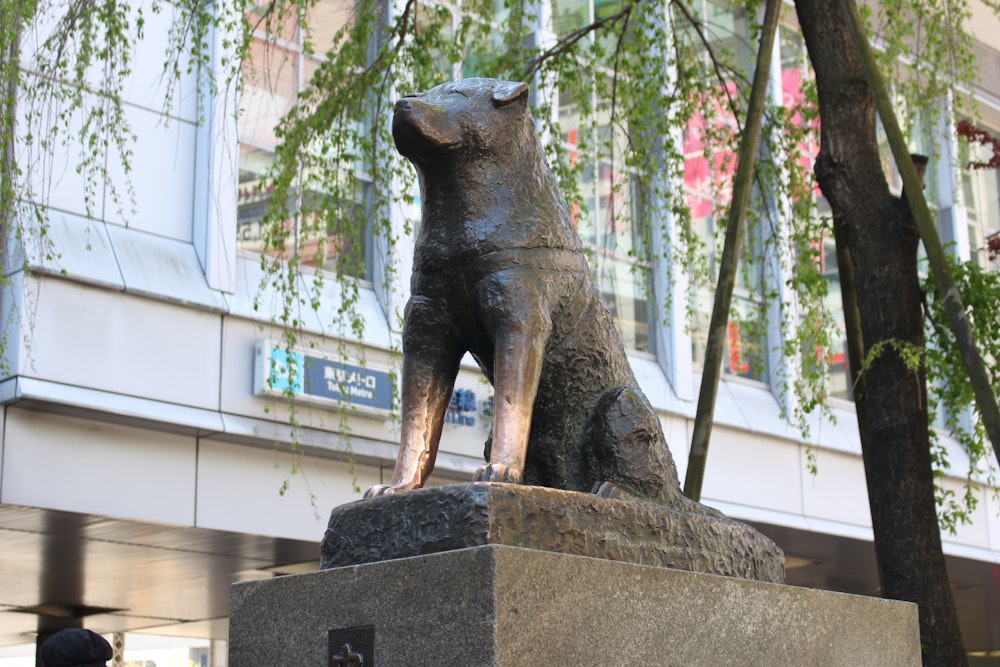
left=2, top=0, right=998, bottom=518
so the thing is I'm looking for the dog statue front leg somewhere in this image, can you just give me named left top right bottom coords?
left=366, top=297, right=462, bottom=498
left=474, top=320, right=550, bottom=485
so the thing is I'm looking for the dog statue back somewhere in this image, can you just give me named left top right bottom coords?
left=366, top=78, right=683, bottom=505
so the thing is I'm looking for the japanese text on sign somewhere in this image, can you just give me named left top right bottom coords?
left=255, top=342, right=394, bottom=414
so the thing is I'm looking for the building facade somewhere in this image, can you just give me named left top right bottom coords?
left=1, top=0, right=999, bottom=663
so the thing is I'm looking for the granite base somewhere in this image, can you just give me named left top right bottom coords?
left=229, top=545, right=920, bottom=666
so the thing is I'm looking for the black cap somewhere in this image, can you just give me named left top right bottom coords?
left=39, top=629, right=112, bottom=667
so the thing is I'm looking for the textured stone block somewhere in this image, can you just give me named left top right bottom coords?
left=321, top=482, right=784, bottom=583
left=229, top=545, right=920, bottom=666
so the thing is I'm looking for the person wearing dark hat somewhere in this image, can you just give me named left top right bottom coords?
left=39, top=628, right=112, bottom=667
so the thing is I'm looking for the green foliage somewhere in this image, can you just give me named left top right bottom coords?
left=924, top=254, right=1000, bottom=530
left=872, top=0, right=979, bottom=133
left=2, top=0, right=997, bottom=514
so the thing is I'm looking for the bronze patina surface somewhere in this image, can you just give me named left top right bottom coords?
left=325, top=483, right=784, bottom=583
left=367, top=77, right=682, bottom=503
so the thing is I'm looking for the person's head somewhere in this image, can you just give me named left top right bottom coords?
left=39, top=628, right=112, bottom=667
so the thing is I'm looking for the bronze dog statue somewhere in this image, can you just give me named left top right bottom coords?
left=365, top=78, right=683, bottom=504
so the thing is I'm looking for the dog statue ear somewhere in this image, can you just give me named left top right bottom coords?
left=492, top=81, right=529, bottom=108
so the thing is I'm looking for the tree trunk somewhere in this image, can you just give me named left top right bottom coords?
left=793, top=0, right=968, bottom=662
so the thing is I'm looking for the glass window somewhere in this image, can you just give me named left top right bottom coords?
left=779, top=28, right=853, bottom=399
left=413, top=0, right=514, bottom=84
left=555, top=7, right=657, bottom=354
left=680, top=0, right=766, bottom=380
left=875, top=93, right=937, bottom=197
left=959, top=120, right=1000, bottom=270
left=237, top=0, right=372, bottom=279
left=815, top=198, right=852, bottom=400
left=687, top=196, right=769, bottom=381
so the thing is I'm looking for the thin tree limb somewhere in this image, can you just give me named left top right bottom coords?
left=683, top=0, right=781, bottom=502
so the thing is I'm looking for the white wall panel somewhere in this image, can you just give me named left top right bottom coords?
left=216, top=317, right=277, bottom=418
left=986, top=486, right=1000, bottom=552
left=192, top=29, right=239, bottom=294
left=225, top=254, right=392, bottom=346
left=710, top=379, right=752, bottom=433
left=224, top=254, right=316, bottom=325
left=938, top=479, right=991, bottom=549
left=104, top=105, right=196, bottom=242
left=31, top=214, right=124, bottom=290
left=701, top=428, right=804, bottom=516
left=971, top=0, right=1000, bottom=47
left=437, top=423, right=488, bottom=461
left=307, top=274, right=394, bottom=350
left=118, top=1, right=198, bottom=122
left=17, top=76, right=100, bottom=220
left=800, top=447, right=871, bottom=528
left=19, top=7, right=72, bottom=70
left=724, top=379, right=796, bottom=439
left=0, top=405, right=5, bottom=496
left=816, top=403, right=863, bottom=454
left=24, top=277, right=222, bottom=409
left=107, top=225, right=226, bottom=311
left=0, top=271, right=32, bottom=378
left=195, top=439, right=380, bottom=541
left=0, top=408, right=197, bottom=523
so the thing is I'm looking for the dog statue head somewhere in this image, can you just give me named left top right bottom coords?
left=392, top=78, right=531, bottom=167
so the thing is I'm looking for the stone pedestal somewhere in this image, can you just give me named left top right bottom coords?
left=229, top=544, right=920, bottom=666
left=321, top=483, right=785, bottom=583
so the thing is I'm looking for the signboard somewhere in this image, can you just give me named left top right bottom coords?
left=254, top=341, right=395, bottom=416
left=254, top=342, right=495, bottom=428
left=445, top=388, right=478, bottom=426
